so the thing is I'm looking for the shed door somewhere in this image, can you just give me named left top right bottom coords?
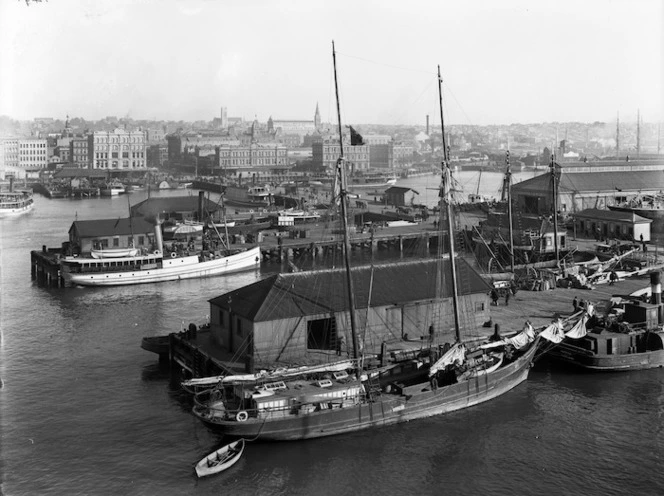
left=385, top=307, right=402, bottom=339
left=402, top=303, right=428, bottom=339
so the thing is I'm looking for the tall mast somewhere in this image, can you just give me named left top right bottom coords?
left=437, top=66, right=461, bottom=342
left=505, top=150, right=515, bottom=272
left=332, top=41, right=360, bottom=363
left=616, top=112, right=620, bottom=158
left=550, top=153, right=560, bottom=266
left=637, top=109, right=641, bottom=159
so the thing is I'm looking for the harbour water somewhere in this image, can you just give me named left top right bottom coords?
left=1, top=176, right=664, bottom=495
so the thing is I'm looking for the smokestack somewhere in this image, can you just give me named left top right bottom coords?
left=198, top=191, right=205, bottom=222
left=154, top=216, right=164, bottom=254
left=651, top=271, right=663, bottom=324
left=426, top=115, right=429, bottom=135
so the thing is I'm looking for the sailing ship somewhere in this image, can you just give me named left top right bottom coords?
left=188, top=46, right=540, bottom=441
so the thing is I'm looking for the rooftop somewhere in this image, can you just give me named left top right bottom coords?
left=209, top=258, right=491, bottom=322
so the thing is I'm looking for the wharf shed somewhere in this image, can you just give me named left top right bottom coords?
left=68, top=217, right=155, bottom=254
left=512, top=168, right=664, bottom=215
left=53, top=168, right=108, bottom=180
left=208, top=258, right=491, bottom=369
left=130, top=194, right=221, bottom=223
left=384, top=186, right=420, bottom=207
left=573, top=208, right=652, bottom=242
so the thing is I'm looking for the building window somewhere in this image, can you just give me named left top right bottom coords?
left=113, top=237, right=119, bottom=247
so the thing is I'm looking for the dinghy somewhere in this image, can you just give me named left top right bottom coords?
left=195, top=438, right=245, bottom=478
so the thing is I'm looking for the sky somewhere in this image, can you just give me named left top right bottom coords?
left=0, top=0, right=662, bottom=126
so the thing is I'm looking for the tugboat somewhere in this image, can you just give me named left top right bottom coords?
left=546, top=271, right=664, bottom=371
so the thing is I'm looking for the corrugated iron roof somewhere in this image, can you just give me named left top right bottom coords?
left=573, top=208, right=652, bottom=223
left=385, top=186, right=417, bottom=194
left=209, top=258, right=491, bottom=322
left=130, top=196, right=220, bottom=219
left=513, top=170, right=664, bottom=195
left=69, top=217, right=155, bottom=237
left=53, top=168, right=108, bottom=178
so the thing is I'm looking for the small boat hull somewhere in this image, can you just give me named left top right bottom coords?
left=90, top=248, right=139, bottom=259
left=195, top=439, right=245, bottom=477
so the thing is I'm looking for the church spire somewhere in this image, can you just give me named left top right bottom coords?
left=314, top=102, right=321, bottom=130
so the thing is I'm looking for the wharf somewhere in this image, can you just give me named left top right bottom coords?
left=149, top=274, right=656, bottom=379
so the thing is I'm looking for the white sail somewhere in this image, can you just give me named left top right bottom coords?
left=504, top=323, right=537, bottom=349
left=539, top=320, right=565, bottom=344
left=565, top=315, right=589, bottom=339
left=429, top=343, right=466, bottom=377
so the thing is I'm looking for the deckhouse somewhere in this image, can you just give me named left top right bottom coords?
left=207, top=258, right=491, bottom=369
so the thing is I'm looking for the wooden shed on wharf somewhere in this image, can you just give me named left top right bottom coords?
left=384, top=186, right=420, bottom=207
left=206, top=258, right=492, bottom=369
left=573, top=208, right=652, bottom=242
left=67, top=217, right=156, bottom=254
left=512, top=168, right=664, bottom=215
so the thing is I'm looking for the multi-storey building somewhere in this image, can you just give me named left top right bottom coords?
left=218, top=143, right=289, bottom=168
left=312, top=138, right=370, bottom=172
left=70, top=137, right=90, bottom=167
left=89, top=128, right=147, bottom=170
left=147, top=144, right=168, bottom=168
left=145, top=128, right=165, bottom=143
left=0, top=139, right=19, bottom=179
left=393, top=143, right=415, bottom=167
left=18, top=138, right=48, bottom=170
left=166, top=131, right=239, bottom=163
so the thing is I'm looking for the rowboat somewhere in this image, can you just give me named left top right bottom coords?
left=195, top=439, right=245, bottom=478
left=90, top=247, right=139, bottom=259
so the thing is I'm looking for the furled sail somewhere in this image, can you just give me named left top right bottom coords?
left=539, top=320, right=565, bottom=344
left=565, top=315, right=589, bottom=339
left=182, top=359, right=355, bottom=387
left=429, top=343, right=466, bottom=377
left=504, top=322, right=537, bottom=349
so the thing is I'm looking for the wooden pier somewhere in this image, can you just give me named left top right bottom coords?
left=31, top=246, right=65, bottom=287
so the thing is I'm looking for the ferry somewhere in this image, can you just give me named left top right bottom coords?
left=60, top=221, right=260, bottom=287
left=0, top=189, right=34, bottom=216
left=61, top=245, right=260, bottom=287
left=99, top=182, right=126, bottom=196
left=223, top=184, right=272, bottom=208
left=346, top=173, right=398, bottom=189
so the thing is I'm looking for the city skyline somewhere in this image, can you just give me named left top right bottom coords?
left=0, top=0, right=662, bottom=126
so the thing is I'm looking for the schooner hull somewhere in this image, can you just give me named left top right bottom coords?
left=194, top=341, right=537, bottom=441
